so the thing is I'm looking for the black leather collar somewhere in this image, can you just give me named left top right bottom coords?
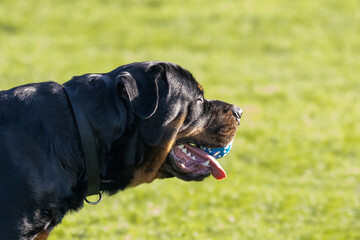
left=63, top=86, right=100, bottom=197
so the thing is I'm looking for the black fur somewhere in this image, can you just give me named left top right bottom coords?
left=0, top=61, right=241, bottom=239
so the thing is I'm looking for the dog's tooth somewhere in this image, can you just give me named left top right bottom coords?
left=187, top=152, right=192, bottom=157
left=192, top=156, right=197, bottom=161
left=201, top=160, right=210, bottom=167
left=178, top=145, right=184, bottom=149
left=182, top=148, right=187, bottom=154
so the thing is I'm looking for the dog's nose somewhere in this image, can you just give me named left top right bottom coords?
left=231, top=106, right=243, bottom=122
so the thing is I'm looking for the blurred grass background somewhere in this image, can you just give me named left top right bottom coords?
left=1, top=0, right=360, bottom=239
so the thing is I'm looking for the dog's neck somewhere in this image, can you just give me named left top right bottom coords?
left=63, top=85, right=101, bottom=197
left=63, top=75, right=139, bottom=197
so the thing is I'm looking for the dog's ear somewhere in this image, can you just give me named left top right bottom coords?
left=116, top=64, right=165, bottom=119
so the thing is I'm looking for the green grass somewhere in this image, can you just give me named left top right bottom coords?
left=1, top=0, right=360, bottom=239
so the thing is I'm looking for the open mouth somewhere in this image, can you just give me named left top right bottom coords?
left=168, top=142, right=232, bottom=181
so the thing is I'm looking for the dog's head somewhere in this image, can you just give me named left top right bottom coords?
left=106, top=61, right=242, bottom=188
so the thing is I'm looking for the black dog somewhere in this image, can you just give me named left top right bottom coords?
left=0, top=61, right=242, bottom=239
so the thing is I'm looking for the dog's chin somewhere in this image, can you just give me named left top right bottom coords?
left=161, top=142, right=229, bottom=181
left=161, top=158, right=211, bottom=182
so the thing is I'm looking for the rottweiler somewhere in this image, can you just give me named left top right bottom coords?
left=0, top=61, right=242, bottom=239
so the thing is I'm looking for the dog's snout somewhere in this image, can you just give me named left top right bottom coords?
left=231, top=106, right=243, bottom=121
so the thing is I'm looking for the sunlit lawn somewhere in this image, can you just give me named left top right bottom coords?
left=0, top=0, right=359, bottom=239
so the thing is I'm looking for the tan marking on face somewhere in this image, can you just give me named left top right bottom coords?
left=197, top=83, right=203, bottom=92
left=34, top=230, right=50, bottom=240
left=128, top=139, right=175, bottom=187
left=128, top=114, right=186, bottom=188
left=176, top=107, right=238, bottom=147
left=176, top=125, right=204, bottom=140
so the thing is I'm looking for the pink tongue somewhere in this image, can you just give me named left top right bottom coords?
left=184, top=145, right=227, bottom=180
left=209, top=157, right=227, bottom=180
